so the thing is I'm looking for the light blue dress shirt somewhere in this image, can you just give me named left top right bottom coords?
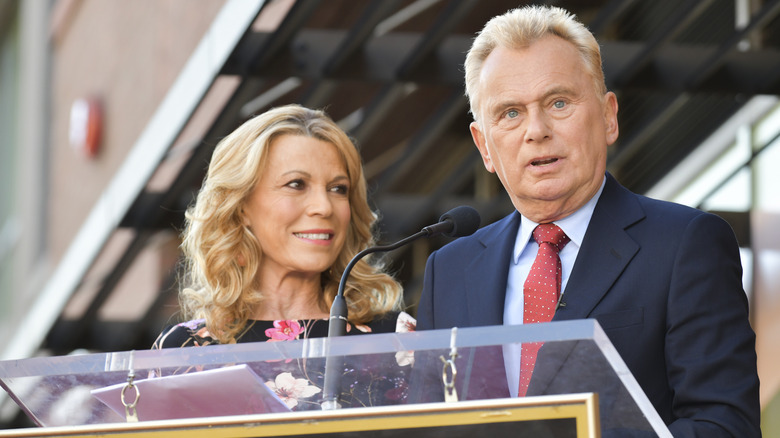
left=503, top=177, right=606, bottom=396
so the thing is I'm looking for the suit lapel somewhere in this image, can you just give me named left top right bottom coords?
left=554, top=174, right=644, bottom=321
left=464, top=212, right=520, bottom=326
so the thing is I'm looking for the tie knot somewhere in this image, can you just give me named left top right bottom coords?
left=533, top=223, right=570, bottom=252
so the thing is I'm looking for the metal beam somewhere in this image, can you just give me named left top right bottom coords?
left=323, top=0, right=402, bottom=75
left=396, top=0, right=477, bottom=79
left=609, top=94, right=692, bottom=172
left=373, top=90, right=468, bottom=190
left=686, top=0, right=780, bottom=88
left=587, top=0, right=640, bottom=35
left=247, top=0, right=323, bottom=76
left=229, top=29, right=780, bottom=94
left=611, top=0, right=716, bottom=88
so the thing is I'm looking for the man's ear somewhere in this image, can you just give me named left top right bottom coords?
left=470, top=121, right=496, bottom=173
left=604, top=91, right=619, bottom=146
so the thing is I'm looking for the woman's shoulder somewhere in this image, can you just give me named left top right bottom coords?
left=153, top=319, right=217, bottom=348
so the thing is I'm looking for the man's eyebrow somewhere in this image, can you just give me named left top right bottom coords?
left=487, top=99, right=523, bottom=117
left=542, top=86, right=577, bottom=98
left=488, top=86, right=578, bottom=111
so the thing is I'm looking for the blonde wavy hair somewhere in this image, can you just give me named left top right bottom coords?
left=465, top=5, right=607, bottom=123
left=178, top=104, right=402, bottom=343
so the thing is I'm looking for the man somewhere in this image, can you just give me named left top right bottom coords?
left=416, top=5, right=760, bottom=437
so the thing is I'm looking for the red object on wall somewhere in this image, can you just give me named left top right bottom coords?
left=69, top=98, right=103, bottom=158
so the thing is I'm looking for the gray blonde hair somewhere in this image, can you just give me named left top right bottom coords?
left=464, top=5, right=606, bottom=122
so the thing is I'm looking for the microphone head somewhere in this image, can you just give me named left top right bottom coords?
left=439, top=205, right=481, bottom=237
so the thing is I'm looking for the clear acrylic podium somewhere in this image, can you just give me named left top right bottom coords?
left=0, top=319, right=671, bottom=437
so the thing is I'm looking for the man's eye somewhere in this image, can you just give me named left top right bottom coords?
left=553, top=100, right=566, bottom=109
left=506, top=109, right=519, bottom=118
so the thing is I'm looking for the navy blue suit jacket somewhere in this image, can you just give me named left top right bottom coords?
left=417, top=174, right=760, bottom=437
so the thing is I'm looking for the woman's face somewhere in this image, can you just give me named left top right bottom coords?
left=243, top=134, right=351, bottom=278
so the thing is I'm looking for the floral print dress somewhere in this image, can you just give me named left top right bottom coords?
left=152, top=311, right=416, bottom=410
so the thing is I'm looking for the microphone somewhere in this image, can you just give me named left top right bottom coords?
left=321, top=205, right=480, bottom=410
left=421, top=205, right=482, bottom=238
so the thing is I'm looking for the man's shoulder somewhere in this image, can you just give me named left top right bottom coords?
left=434, top=211, right=517, bottom=254
left=633, top=191, right=699, bottom=212
left=603, top=175, right=715, bottom=225
left=631, top=191, right=721, bottom=226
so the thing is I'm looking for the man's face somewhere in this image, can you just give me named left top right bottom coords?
left=470, top=35, right=619, bottom=223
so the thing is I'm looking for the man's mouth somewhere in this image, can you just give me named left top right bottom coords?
left=531, top=157, right=559, bottom=166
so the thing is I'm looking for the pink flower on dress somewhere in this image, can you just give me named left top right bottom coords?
left=266, top=372, right=322, bottom=409
left=265, top=320, right=304, bottom=341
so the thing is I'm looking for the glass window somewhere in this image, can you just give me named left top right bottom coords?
left=671, top=134, right=751, bottom=211
left=0, top=5, right=20, bottom=319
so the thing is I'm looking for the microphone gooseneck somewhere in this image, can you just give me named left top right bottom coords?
left=321, top=205, right=481, bottom=410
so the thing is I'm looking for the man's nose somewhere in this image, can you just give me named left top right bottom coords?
left=524, top=109, right=552, bottom=143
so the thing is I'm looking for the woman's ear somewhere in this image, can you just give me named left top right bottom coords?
left=240, top=209, right=250, bottom=227
left=238, top=213, right=250, bottom=266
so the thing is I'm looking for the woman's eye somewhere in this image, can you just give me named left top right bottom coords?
left=330, top=184, right=349, bottom=195
left=506, top=109, right=519, bottom=119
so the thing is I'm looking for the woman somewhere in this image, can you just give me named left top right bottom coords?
left=153, top=104, right=415, bottom=407
left=154, top=104, right=413, bottom=349
left=152, top=106, right=414, bottom=410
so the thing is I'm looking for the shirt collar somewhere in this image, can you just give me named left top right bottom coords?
left=512, top=176, right=606, bottom=264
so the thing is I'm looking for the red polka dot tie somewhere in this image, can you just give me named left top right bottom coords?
left=518, top=223, right=570, bottom=396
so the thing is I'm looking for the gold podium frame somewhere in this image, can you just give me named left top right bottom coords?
left=0, top=393, right=599, bottom=438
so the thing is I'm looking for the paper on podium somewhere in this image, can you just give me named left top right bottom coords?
left=90, top=364, right=290, bottom=421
